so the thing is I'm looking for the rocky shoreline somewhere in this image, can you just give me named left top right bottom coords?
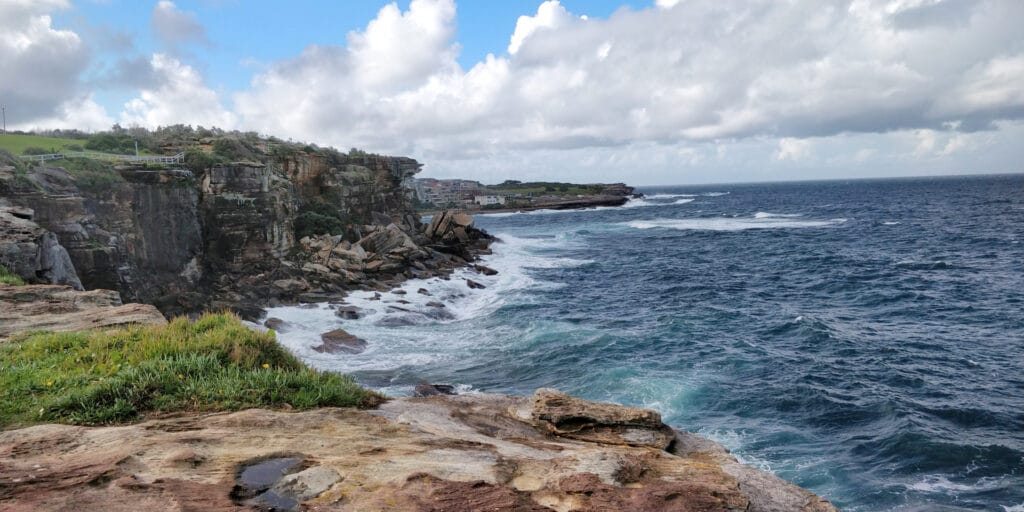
left=0, top=150, right=838, bottom=511
left=0, top=389, right=836, bottom=511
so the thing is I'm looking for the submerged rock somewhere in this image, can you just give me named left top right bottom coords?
left=333, top=305, right=361, bottom=319
left=466, top=279, right=486, bottom=290
left=413, top=384, right=457, bottom=397
left=263, top=317, right=286, bottom=330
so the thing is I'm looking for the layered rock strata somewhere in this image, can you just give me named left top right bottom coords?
left=0, top=284, right=166, bottom=339
left=0, top=389, right=837, bottom=512
left=0, top=154, right=491, bottom=318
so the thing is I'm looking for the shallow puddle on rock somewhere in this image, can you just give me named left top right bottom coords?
left=238, top=457, right=303, bottom=489
left=235, top=457, right=304, bottom=510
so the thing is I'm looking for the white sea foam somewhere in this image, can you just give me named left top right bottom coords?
left=1003, top=503, right=1024, bottom=512
left=882, top=221, right=901, bottom=225
left=264, top=232, right=585, bottom=379
left=753, top=211, right=803, bottom=219
left=673, top=198, right=695, bottom=204
left=906, top=474, right=1008, bottom=494
left=624, top=215, right=846, bottom=231
left=702, top=192, right=729, bottom=196
left=645, top=193, right=698, bottom=199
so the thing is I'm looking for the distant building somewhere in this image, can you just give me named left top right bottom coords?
left=474, top=195, right=506, bottom=206
left=409, top=178, right=483, bottom=206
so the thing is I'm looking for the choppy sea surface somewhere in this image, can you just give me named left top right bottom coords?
left=266, top=174, right=1024, bottom=511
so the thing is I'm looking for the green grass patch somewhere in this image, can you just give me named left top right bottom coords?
left=0, top=313, right=382, bottom=428
left=0, top=134, right=86, bottom=155
left=0, top=264, right=26, bottom=286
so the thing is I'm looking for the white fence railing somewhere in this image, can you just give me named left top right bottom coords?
left=19, top=151, right=184, bottom=164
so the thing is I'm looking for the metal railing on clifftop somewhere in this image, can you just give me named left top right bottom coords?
left=19, top=151, right=185, bottom=164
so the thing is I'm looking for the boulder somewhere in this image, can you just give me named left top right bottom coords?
left=425, top=301, right=445, bottom=308
left=355, top=224, right=417, bottom=255
left=414, top=384, right=457, bottom=397
left=417, top=288, right=431, bottom=295
left=466, top=279, right=486, bottom=290
left=451, top=213, right=474, bottom=228
left=473, top=265, right=499, bottom=276
left=263, top=317, right=286, bottom=331
left=527, top=388, right=676, bottom=449
left=272, top=279, right=309, bottom=293
left=268, top=466, right=341, bottom=502
left=314, top=329, right=367, bottom=354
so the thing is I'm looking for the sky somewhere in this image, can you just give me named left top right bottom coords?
left=2, top=0, right=1023, bottom=185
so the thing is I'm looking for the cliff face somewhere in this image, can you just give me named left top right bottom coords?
left=0, top=153, right=432, bottom=317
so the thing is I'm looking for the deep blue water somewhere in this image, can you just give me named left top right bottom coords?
left=270, top=174, right=1024, bottom=511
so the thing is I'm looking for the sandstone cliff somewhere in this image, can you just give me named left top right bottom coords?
left=0, top=152, right=483, bottom=318
left=0, top=389, right=836, bottom=512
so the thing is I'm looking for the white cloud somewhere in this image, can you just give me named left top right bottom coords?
left=226, top=0, right=1024, bottom=182
left=0, top=0, right=94, bottom=127
left=119, top=54, right=235, bottom=129
left=776, top=138, right=812, bottom=161
left=508, top=1, right=577, bottom=55
left=151, top=1, right=210, bottom=49
left=348, top=0, right=458, bottom=91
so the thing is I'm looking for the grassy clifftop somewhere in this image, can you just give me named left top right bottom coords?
left=0, top=313, right=381, bottom=428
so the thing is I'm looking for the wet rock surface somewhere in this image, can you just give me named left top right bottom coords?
left=0, top=391, right=837, bottom=512
left=314, top=328, right=367, bottom=354
left=413, top=384, right=457, bottom=397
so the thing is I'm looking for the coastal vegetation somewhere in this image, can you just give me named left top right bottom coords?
left=488, top=180, right=610, bottom=196
left=0, top=264, right=25, bottom=285
left=0, top=313, right=380, bottom=428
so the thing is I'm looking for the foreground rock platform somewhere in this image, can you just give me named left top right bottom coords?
left=0, top=389, right=836, bottom=511
left=0, top=284, right=166, bottom=339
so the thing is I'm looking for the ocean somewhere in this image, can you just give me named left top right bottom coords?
left=266, top=174, right=1024, bottom=511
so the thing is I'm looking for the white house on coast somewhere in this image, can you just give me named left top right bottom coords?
left=474, top=195, right=506, bottom=206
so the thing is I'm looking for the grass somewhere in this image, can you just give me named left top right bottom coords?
left=0, top=313, right=382, bottom=428
left=0, top=264, right=26, bottom=286
left=0, top=134, right=86, bottom=155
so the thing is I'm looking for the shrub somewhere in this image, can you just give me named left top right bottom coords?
left=21, top=146, right=52, bottom=155
left=184, top=147, right=224, bottom=174
left=60, top=158, right=124, bottom=191
left=0, top=313, right=381, bottom=427
left=294, top=201, right=349, bottom=239
left=85, top=133, right=136, bottom=154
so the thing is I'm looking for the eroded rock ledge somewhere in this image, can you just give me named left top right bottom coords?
left=0, top=389, right=836, bottom=511
left=0, top=284, right=166, bottom=339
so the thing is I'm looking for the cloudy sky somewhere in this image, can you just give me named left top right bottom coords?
left=2, top=0, right=1022, bottom=185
